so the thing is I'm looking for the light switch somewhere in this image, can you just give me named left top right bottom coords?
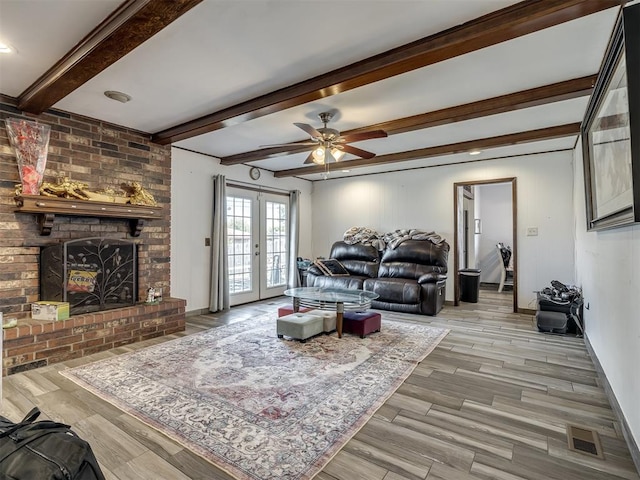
left=205, top=237, right=211, bottom=246
left=526, top=227, right=538, bottom=236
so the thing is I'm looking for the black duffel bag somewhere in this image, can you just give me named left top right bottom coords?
left=0, top=407, right=105, bottom=480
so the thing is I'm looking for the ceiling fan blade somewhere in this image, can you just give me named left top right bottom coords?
left=303, top=152, right=316, bottom=164
left=294, top=122, right=322, bottom=138
left=337, top=130, right=387, bottom=143
left=341, top=144, right=376, bottom=159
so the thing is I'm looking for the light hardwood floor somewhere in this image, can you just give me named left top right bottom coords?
left=2, top=287, right=639, bottom=480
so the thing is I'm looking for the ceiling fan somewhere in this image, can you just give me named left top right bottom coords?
left=267, top=112, right=387, bottom=165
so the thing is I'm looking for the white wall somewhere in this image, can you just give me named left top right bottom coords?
left=311, top=150, right=576, bottom=309
left=170, top=148, right=313, bottom=311
left=477, top=183, right=513, bottom=284
left=573, top=141, right=640, bottom=450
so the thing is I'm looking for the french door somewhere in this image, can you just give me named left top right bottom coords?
left=226, top=187, right=289, bottom=306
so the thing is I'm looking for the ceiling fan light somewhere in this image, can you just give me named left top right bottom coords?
left=312, top=147, right=325, bottom=164
left=331, top=148, right=345, bottom=162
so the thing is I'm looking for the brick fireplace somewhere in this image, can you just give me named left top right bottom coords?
left=0, top=96, right=184, bottom=375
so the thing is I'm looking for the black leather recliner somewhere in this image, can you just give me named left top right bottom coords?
left=306, top=239, right=448, bottom=316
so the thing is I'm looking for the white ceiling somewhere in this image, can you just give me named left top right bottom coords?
left=0, top=0, right=624, bottom=181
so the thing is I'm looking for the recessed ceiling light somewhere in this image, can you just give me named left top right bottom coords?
left=104, top=90, right=132, bottom=103
left=0, top=42, right=14, bottom=54
left=341, top=170, right=350, bottom=173
left=469, top=149, right=482, bottom=156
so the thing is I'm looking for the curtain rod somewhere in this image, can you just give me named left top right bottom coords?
left=226, top=180, right=291, bottom=196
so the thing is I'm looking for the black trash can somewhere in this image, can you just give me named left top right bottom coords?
left=459, top=269, right=481, bottom=303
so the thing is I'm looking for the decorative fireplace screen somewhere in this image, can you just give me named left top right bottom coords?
left=40, top=237, right=137, bottom=315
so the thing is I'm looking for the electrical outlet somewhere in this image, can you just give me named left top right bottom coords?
left=526, top=227, right=538, bottom=236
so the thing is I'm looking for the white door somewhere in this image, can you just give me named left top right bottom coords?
left=226, top=188, right=289, bottom=306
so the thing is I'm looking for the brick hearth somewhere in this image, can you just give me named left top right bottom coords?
left=2, top=298, right=185, bottom=376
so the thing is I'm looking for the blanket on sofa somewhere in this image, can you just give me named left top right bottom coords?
left=383, top=229, right=445, bottom=249
left=343, top=226, right=386, bottom=250
left=343, top=227, right=444, bottom=250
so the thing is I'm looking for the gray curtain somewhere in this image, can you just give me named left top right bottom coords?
left=288, top=190, right=301, bottom=288
left=209, top=175, right=229, bottom=312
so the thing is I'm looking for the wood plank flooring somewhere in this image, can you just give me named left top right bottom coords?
left=2, top=287, right=638, bottom=480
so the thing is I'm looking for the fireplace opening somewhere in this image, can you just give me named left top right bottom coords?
left=40, top=237, right=137, bottom=315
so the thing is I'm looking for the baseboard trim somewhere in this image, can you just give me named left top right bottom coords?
left=518, top=307, right=536, bottom=315
left=584, top=334, right=640, bottom=474
left=186, top=307, right=210, bottom=317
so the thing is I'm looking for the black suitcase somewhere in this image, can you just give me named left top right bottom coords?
left=0, top=407, right=105, bottom=480
left=536, top=293, right=583, bottom=334
left=536, top=310, right=569, bottom=334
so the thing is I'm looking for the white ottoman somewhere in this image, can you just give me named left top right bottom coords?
left=276, top=312, right=323, bottom=342
left=313, top=311, right=337, bottom=333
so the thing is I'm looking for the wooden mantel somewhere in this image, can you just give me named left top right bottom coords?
left=14, top=195, right=162, bottom=236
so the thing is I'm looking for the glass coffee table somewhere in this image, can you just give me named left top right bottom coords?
left=284, top=287, right=379, bottom=338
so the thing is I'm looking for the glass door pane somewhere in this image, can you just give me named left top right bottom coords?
left=262, top=198, right=288, bottom=296
left=226, top=190, right=259, bottom=305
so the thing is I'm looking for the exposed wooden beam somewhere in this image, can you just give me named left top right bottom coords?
left=339, top=76, right=595, bottom=137
left=18, top=0, right=203, bottom=114
left=221, top=145, right=313, bottom=165
left=154, top=0, right=619, bottom=145
left=273, top=123, right=581, bottom=178
left=220, top=75, right=595, bottom=165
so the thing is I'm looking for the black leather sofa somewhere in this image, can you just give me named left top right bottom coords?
left=306, top=240, right=449, bottom=315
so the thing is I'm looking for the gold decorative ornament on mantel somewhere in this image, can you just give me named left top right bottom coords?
left=14, top=176, right=158, bottom=206
left=13, top=176, right=161, bottom=236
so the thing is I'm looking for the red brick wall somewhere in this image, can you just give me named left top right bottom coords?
left=3, top=299, right=186, bottom=376
left=0, top=96, right=172, bottom=319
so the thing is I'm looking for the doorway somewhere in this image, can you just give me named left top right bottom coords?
left=453, top=178, right=517, bottom=313
left=226, top=187, right=289, bottom=306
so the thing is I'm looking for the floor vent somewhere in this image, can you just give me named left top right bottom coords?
left=567, top=425, right=604, bottom=459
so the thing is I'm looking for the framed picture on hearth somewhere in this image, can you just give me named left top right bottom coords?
left=581, top=3, right=640, bottom=231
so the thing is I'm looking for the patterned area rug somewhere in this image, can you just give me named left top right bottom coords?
left=61, top=313, right=448, bottom=480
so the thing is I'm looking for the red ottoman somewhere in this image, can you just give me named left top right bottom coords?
left=342, top=311, right=382, bottom=338
left=278, top=306, right=311, bottom=317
